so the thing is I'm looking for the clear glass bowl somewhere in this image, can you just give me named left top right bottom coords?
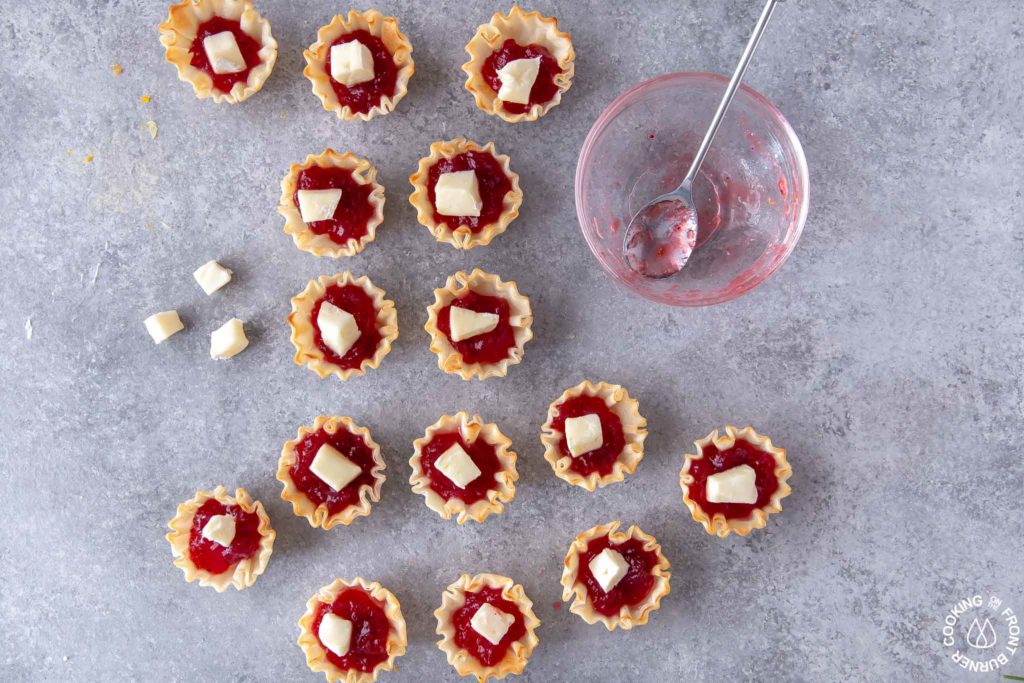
left=575, top=72, right=809, bottom=307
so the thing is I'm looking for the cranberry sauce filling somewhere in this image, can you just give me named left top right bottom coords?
left=311, top=284, right=382, bottom=369
left=187, top=499, right=262, bottom=574
left=550, top=395, right=626, bottom=477
left=419, top=431, right=501, bottom=505
left=294, top=166, right=375, bottom=245
left=325, top=30, right=398, bottom=114
left=481, top=39, right=562, bottom=114
left=577, top=535, right=658, bottom=617
left=452, top=586, right=526, bottom=667
left=426, top=151, right=512, bottom=232
left=189, top=17, right=263, bottom=94
left=436, top=291, right=515, bottom=365
left=289, top=424, right=378, bottom=514
left=312, top=587, right=391, bottom=673
left=688, top=438, right=780, bottom=520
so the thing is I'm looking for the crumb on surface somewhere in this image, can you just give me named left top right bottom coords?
left=143, top=120, right=158, bottom=139
left=25, top=317, right=32, bottom=340
left=139, top=94, right=151, bottom=104
left=111, top=63, right=122, bottom=75
left=84, top=155, right=93, bottom=163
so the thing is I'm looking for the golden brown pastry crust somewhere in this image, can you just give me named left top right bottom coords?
left=297, top=577, right=407, bottom=683
left=277, top=416, right=386, bottom=529
left=409, top=412, right=518, bottom=524
left=166, top=485, right=275, bottom=592
left=462, top=6, right=575, bottom=123
left=288, top=273, right=398, bottom=381
left=278, top=150, right=385, bottom=257
left=680, top=425, right=793, bottom=537
left=434, top=573, right=540, bottom=682
left=303, top=10, right=414, bottom=121
left=158, top=0, right=278, bottom=104
left=560, top=521, right=671, bottom=631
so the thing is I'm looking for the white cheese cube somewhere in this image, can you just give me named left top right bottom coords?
left=330, top=40, right=375, bottom=87
left=144, top=310, right=184, bottom=344
left=297, top=189, right=343, bottom=224
left=317, top=302, right=361, bottom=359
left=496, top=57, right=541, bottom=105
left=193, top=260, right=233, bottom=295
left=448, top=306, right=499, bottom=342
left=705, top=464, right=758, bottom=504
left=203, top=31, right=246, bottom=75
left=588, top=547, right=629, bottom=593
left=201, top=514, right=236, bottom=547
left=435, top=443, right=482, bottom=488
left=470, top=603, right=515, bottom=646
left=564, top=414, right=603, bottom=457
left=434, top=170, right=482, bottom=217
left=310, top=443, right=362, bottom=491
left=318, top=613, right=353, bottom=658
left=210, top=318, right=249, bottom=359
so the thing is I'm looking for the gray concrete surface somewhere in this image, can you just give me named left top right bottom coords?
left=1, top=1, right=1022, bottom=681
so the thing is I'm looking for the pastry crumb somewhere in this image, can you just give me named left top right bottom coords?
left=139, top=94, right=151, bottom=104
left=142, top=120, right=158, bottom=139
left=111, top=63, right=123, bottom=75
left=279, top=110, right=286, bottom=119
left=25, top=317, right=32, bottom=340
left=160, top=221, right=172, bottom=230
left=92, top=261, right=101, bottom=285
left=84, top=155, right=94, bottom=163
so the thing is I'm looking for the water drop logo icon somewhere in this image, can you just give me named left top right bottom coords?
left=965, top=617, right=997, bottom=650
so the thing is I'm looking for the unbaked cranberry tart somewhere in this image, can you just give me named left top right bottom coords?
left=298, top=577, right=407, bottom=683
left=560, top=521, right=670, bottom=631
left=435, top=573, right=540, bottom=682
left=277, top=416, right=386, bottom=529
left=680, top=425, right=793, bottom=537
left=166, top=486, right=275, bottom=591
left=158, top=0, right=278, bottom=104
left=409, top=138, right=522, bottom=249
left=303, top=10, right=414, bottom=121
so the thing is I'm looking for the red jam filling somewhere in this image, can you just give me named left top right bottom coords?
left=687, top=438, right=780, bottom=520
left=550, top=395, right=626, bottom=477
left=187, top=499, right=262, bottom=575
left=312, top=587, right=391, bottom=673
left=436, top=291, right=515, bottom=365
left=289, top=424, right=378, bottom=514
left=294, top=166, right=375, bottom=246
left=189, top=17, right=263, bottom=94
left=576, top=535, right=659, bottom=617
left=452, top=586, right=526, bottom=667
left=419, top=431, right=501, bottom=505
left=311, top=284, right=382, bottom=369
left=326, top=31, right=398, bottom=114
left=481, top=39, right=562, bottom=114
left=427, top=151, right=512, bottom=232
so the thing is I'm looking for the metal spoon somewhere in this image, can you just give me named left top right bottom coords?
left=622, top=0, right=783, bottom=278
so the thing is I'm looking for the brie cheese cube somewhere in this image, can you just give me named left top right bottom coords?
left=564, top=414, right=603, bottom=457
left=470, top=603, right=515, bottom=646
left=317, top=302, right=361, bottom=359
left=201, top=514, right=236, bottom=547
left=193, top=260, right=233, bottom=295
left=588, top=547, right=629, bottom=593
left=144, top=310, right=184, bottom=344
left=434, top=170, right=482, bottom=217
left=203, top=31, right=247, bottom=75
left=330, top=40, right=375, bottom=87
left=448, top=306, right=499, bottom=342
left=318, top=613, right=353, bottom=658
left=496, top=56, right=542, bottom=105
left=435, top=443, right=482, bottom=488
left=297, top=188, right=343, bottom=224
left=210, top=318, right=249, bottom=359
left=705, top=464, right=758, bottom=504
left=310, top=443, right=362, bottom=491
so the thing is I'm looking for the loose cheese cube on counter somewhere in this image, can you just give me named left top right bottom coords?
left=210, top=318, right=249, bottom=359
left=193, top=260, right=233, bottom=295
left=144, top=310, right=184, bottom=344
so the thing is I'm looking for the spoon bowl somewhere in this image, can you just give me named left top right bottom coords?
left=622, top=191, right=698, bottom=278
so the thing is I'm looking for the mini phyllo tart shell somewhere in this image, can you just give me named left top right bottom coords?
left=288, top=272, right=398, bottom=381
left=409, top=138, right=522, bottom=250
left=277, top=416, right=386, bottom=529
left=297, top=577, right=407, bottom=683
left=158, top=0, right=278, bottom=104
left=303, top=10, right=414, bottom=121
left=680, top=425, right=793, bottom=538
left=463, top=6, right=575, bottom=123
left=560, top=521, right=670, bottom=631
left=540, top=381, right=647, bottom=491
left=166, top=485, right=275, bottom=592
left=278, top=150, right=385, bottom=257
left=409, top=412, right=518, bottom=524
left=435, top=573, right=540, bottom=683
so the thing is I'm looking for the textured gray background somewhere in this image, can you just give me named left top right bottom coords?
left=1, top=1, right=1022, bottom=681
